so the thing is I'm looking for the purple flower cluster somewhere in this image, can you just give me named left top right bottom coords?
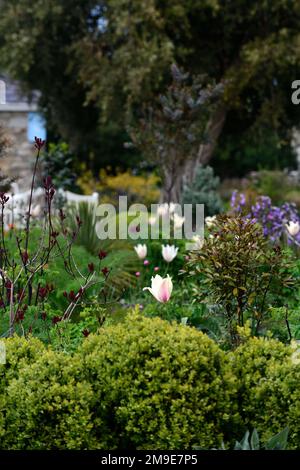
left=230, top=192, right=300, bottom=243
left=230, top=191, right=246, bottom=213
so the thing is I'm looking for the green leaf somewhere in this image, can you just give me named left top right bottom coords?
left=265, top=427, right=289, bottom=450
left=234, top=442, right=243, bottom=450
left=250, top=429, right=260, bottom=450
left=234, top=430, right=250, bottom=450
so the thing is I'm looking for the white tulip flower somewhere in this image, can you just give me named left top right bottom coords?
left=286, top=221, right=300, bottom=237
left=134, top=244, right=147, bottom=260
left=173, top=213, right=185, bottom=229
left=143, top=274, right=173, bottom=303
left=162, top=244, right=178, bottom=263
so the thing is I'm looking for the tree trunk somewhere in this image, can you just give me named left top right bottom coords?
left=160, top=105, right=227, bottom=204
left=184, top=105, right=227, bottom=186
left=160, top=165, right=183, bottom=204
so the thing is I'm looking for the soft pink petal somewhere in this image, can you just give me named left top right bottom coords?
left=158, top=278, right=171, bottom=302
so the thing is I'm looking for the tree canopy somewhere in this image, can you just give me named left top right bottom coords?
left=0, top=0, right=299, bottom=175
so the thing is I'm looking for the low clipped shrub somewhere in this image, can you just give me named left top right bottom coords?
left=231, top=336, right=295, bottom=446
left=0, top=336, right=45, bottom=444
left=2, top=319, right=300, bottom=450
left=265, top=358, right=300, bottom=448
left=0, top=335, right=45, bottom=385
left=2, top=349, right=98, bottom=449
left=81, top=312, right=239, bottom=450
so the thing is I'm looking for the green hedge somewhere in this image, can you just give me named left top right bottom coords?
left=0, top=336, right=45, bottom=444
left=0, top=315, right=298, bottom=449
left=81, top=313, right=239, bottom=449
left=4, top=350, right=97, bottom=449
left=231, top=337, right=299, bottom=448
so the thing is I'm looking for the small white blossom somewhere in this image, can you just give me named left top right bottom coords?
left=134, top=244, right=147, bottom=260
left=162, top=244, right=178, bottom=263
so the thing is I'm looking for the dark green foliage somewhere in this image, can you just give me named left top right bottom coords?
left=185, top=215, right=297, bottom=346
left=65, top=202, right=103, bottom=255
left=214, top=123, right=296, bottom=178
left=1, top=1, right=300, bottom=173
left=182, top=165, right=223, bottom=216
left=42, top=142, right=78, bottom=192
left=129, top=64, right=223, bottom=202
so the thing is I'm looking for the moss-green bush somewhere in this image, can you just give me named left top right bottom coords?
left=231, top=336, right=294, bottom=446
left=81, top=312, right=239, bottom=450
left=0, top=336, right=45, bottom=443
left=265, top=359, right=300, bottom=448
left=3, top=349, right=99, bottom=449
left=2, top=321, right=300, bottom=450
left=0, top=335, right=45, bottom=385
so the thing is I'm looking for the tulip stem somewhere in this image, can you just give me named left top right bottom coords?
left=164, top=265, right=169, bottom=277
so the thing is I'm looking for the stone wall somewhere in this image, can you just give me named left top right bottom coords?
left=0, top=111, right=35, bottom=190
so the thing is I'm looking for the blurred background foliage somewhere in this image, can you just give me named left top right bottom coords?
left=77, top=168, right=160, bottom=206
left=0, top=0, right=300, bottom=191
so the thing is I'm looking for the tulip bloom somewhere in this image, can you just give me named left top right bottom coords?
left=162, top=244, right=178, bottom=263
left=286, top=221, right=300, bottom=237
left=173, top=213, right=185, bottom=229
left=134, top=244, right=147, bottom=259
left=143, top=274, right=173, bottom=303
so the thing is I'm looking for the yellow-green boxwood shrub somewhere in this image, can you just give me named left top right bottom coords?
left=1, top=317, right=300, bottom=449
left=231, top=336, right=295, bottom=446
left=0, top=336, right=45, bottom=444
left=2, top=348, right=101, bottom=449
left=261, top=361, right=300, bottom=448
left=81, top=312, right=239, bottom=449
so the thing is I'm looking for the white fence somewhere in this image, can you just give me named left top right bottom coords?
left=3, top=185, right=99, bottom=228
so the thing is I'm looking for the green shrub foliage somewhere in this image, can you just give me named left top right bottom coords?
left=1, top=319, right=300, bottom=449
left=3, top=350, right=98, bottom=449
left=0, top=336, right=45, bottom=444
left=185, top=215, right=296, bottom=347
left=81, top=312, right=238, bottom=449
left=231, top=336, right=297, bottom=446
